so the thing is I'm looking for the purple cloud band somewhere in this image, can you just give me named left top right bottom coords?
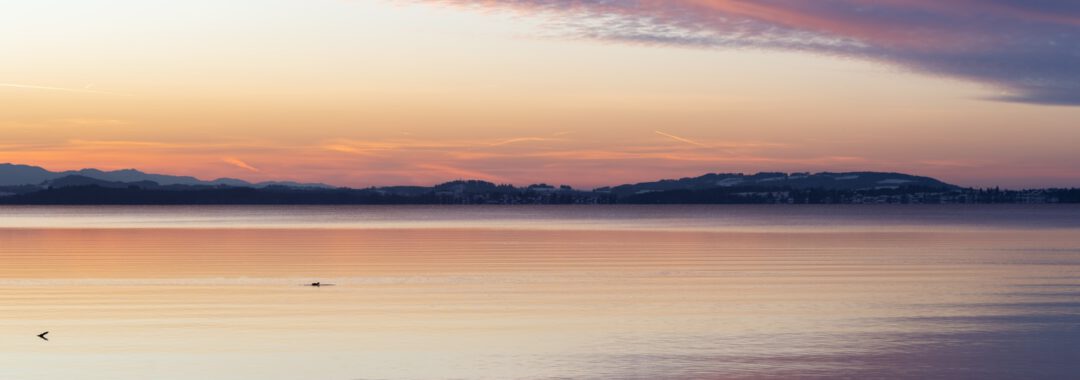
left=421, top=0, right=1080, bottom=105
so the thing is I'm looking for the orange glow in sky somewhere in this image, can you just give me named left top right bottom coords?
left=2, top=0, right=1079, bottom=188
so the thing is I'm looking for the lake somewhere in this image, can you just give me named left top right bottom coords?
left=1, top=205, right=1079, bottom=379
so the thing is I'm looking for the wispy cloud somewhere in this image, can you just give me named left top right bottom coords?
left=0, top=83, right=131, bottom=96
left=66, top=139, right=277, bottom=153
left=10, top=135, right=1069, bottom=188
left=418, top=0, right=1080, bottom=105
left=321, top=136, right=567, bottom=154
left=414, top=163, right=506, bottom=183
left=654, top=130, right=710, bottom=148
left=56, top=118, right=131, bottom=127
left=222, top=157, right=260, bottom=172
left=488, top=137, right=556, bottom=146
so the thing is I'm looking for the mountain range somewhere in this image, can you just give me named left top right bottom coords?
left=0, top=163, right=331, bottom=188
left=4, top=162, right=1075, bottom=204
left=1, top=163, right=956, bottom=191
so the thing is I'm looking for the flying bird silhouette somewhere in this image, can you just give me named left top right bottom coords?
left=37, top=331, right=48, bottom=341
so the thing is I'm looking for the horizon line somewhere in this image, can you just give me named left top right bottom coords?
left=4, top=162, right=1076, bottom=191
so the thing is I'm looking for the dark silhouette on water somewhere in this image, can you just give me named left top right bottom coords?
left=37, top=331, right=48, bottom=341
left=307, top=282, right=335, bottom=287
left=9, top=165, right=1073, bottom=205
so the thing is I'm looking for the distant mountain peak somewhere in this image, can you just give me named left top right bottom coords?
left=0, top=163, right=333, bottom=188
left=599, top=171, right=957, bottom=197
left=42, top=175, right=159, bottom=189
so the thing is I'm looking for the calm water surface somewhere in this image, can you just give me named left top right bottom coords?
left=1, top=205, right=1079, bottom=379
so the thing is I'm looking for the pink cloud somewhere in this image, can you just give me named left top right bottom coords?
left=418, top=0, right=1080, bottom=105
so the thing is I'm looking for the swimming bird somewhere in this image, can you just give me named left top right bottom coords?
left=37, top=331, right=48, bottom=341
left=310, top=282, right=321, bottom=287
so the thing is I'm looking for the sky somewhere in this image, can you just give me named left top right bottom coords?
left=1, top=0, right=1079, bottom=189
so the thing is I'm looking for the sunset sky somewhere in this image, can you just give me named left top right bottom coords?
left=2, top=0, right=1079, bottom=188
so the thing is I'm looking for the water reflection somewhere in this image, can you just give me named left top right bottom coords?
left=0, top=206, right=1078, bottom=379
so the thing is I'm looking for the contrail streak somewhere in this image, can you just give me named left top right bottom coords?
left=222, top=157, right=260, bottom=172
left=0, top=83, right=131, bottom=96
left=654, top=130, right=710, bottom=148
left=488, top=137, right=551, bottom=146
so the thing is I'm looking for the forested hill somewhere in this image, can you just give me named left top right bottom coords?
left=1, top=165, right=1077, bottom=204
